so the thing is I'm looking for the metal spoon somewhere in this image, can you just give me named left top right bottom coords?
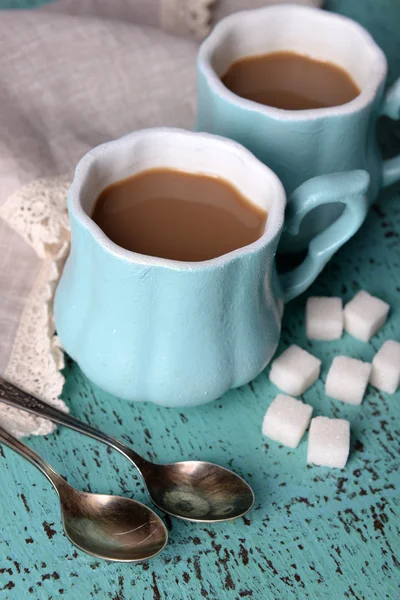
left=0, top=423, right=168, bottom=561
left=0, top=377, right=254, bottom=522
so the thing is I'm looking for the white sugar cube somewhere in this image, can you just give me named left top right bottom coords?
left=306, top=296, right=343, bottom=341
left=307, top=417, right=350, bottom=468
left=325, top=355, right=371, bottom=405
left=269, top=345, right=321, bottom=396
left=344, top=291, right=390, bottom=342
left=262, top=394, right=313, bottom=448
left=370, top=340, right=400, bottom=394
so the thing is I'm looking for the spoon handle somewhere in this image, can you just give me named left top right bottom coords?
left=0, top=376, right=147, bottom=469
left=0, top=422, right=65, bottom=491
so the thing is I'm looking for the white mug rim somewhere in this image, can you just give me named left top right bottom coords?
left=197, top=3, right=388, bottom=121
left=68, top=127, right=286, bottom=271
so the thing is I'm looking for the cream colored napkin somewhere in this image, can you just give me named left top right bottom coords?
left=0, top=0, right=322, bottom=436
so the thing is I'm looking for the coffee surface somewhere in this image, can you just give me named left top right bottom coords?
left=221, top=51, right=360, bottom=110
left=92, top=168, right=267, bottom=262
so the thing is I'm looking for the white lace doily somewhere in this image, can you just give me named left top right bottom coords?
left=0, top=175, right=72, bottom=437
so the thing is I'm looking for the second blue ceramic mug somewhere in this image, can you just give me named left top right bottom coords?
left=54, top=129, right=368, bottom=407
left=196, top=4, right=400, bottom=253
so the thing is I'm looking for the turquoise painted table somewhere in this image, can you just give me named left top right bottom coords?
left=1, top=1, right=399, bottom=599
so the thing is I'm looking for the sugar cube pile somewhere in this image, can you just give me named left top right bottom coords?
left=306, top=296, right=343, bottom=341
left=262, top=394, right=313, bottom=448
left=307, top=417, right=350, bottom=469
left=325, top=355, right=371, bottom=405
left=263, top=289, right=395, bottom=470
left=370, top=340, right=400, bottom=394
left=344, top=290, right=390, bottom=342
left=269, top=345, right=321, bottom=396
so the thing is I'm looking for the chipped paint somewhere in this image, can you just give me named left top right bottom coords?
left=0, top=1, right=400, bottom=598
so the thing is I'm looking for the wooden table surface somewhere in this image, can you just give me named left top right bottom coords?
left=0, top=1, right=399, bottom=599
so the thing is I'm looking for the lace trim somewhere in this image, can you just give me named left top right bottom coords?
left=160, top=0, right=214, bottom=39
left=0, top=174, right=72, bottom=437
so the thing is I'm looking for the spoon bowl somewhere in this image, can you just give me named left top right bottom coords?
left=60, top=486, right=168, bottom=561
left=139, top=460, right=254, bottom=522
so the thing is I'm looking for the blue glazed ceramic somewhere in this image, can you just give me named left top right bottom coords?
left=196, top=4, right=400, bottom=253
left=54, top=129, right=368, bottom=406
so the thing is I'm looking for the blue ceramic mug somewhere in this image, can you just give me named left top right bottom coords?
left=196, top=4, right=400, bottom=253
left=54, top=128, right=368, bottom=407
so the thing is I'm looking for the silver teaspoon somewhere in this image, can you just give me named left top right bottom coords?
left=0, top=423, right=167, bottom=561
left=0, top=377, right=254, bottom=522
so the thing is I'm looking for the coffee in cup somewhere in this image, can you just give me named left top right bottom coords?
left=221, top=51, right=360, bottom=111
left=92, top=168, right=267, bottom=262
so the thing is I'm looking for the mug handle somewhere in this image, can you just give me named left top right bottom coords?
left=280, top=170, right=370, bottom=302
left=381, top=77, right=400, bottom=187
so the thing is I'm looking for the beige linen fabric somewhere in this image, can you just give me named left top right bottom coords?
left=0, top=0, right=322, bottom=436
